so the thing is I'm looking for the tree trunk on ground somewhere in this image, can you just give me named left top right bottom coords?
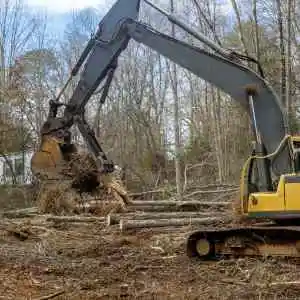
left=124, top=203, right=229, bottom=213
left=120, top=216, right=231, bottom=231
left=107, top=211, right=227, bottom=226
left=129, top=200, right=230, bottom=206
left=46, top=216, right=105, bottom=223
left=2, top=207, right=38, bottom=218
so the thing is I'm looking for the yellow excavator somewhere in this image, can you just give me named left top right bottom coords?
left=31, top=0, right=300, bottom=259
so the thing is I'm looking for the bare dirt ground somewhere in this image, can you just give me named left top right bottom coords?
left=1, top=216, right=300, bottom=300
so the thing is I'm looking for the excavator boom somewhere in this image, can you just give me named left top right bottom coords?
left=125, top=20, right=292, bottom=181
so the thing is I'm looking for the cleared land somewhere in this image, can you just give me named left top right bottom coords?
left=1, top=213, right=300, bottom=300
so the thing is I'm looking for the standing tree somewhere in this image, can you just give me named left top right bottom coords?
left=0, top=0, right=40, bottom=182
left=168, top=0, right=183, bottom=200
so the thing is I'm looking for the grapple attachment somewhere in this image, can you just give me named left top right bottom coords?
left=31, top=135, right=99, bottom=189
left=31, top=135, right=68, bottom=180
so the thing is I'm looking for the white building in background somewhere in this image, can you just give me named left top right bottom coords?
left=0, top=150, right=34, bottom=184
left=0, top=148, right=123, bottom=185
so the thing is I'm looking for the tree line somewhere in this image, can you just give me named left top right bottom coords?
left=0, top=0, right=299, bottom=193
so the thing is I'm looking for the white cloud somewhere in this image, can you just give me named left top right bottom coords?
left=26, top=0, right=105, bottom=12
left=219, top=0, right=233, bottom=15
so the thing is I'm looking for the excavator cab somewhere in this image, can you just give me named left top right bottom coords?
left=239, top=135, right=300, bottom=219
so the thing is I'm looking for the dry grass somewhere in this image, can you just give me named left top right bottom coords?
left=232, top=194, right=241, bottom=216
left=229, top=192, right=246, bottom=226
left=0, top=185, right=36, bottom=211
left=86, top=200, right=125, bottom=216
left=36, top=181, right=79, bottom=214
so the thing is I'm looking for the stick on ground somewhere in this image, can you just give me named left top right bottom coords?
left=34, top=290, right=65, bottom=300
left=2, top=207, right=38, bottom=218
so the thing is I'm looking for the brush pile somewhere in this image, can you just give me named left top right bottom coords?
left=36, top=181, right=80, bottom=214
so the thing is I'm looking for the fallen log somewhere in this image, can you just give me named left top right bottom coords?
left=125, top=205, right=193, bottom=213
left=130, top=200, right=230, bottom=207
left=83, top=200, right=208, bottom=206
left=129, top=189, right=169, bottom=199
left=128, top=185, right=238, bottom=199
left=120, top=216, right=230, bottom=231
left=78, top=200, right=230, bottom=213
left=2, top=207, right=38, bottom=218
left=187, top=183, right=238, bottom=190
left=175, top=201, right=230, bottom=211
left=182, top=188, right=238, bottom=198
left=34, top=290, right=65, bottom=300
left=125, top=204, right=229, bottom=213
left=46, top=216, right=105, bottom=223
left=107, top=211, right=227, bottom=226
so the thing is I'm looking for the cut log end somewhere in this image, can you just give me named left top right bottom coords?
left=106, top=214, right=119, bottom=226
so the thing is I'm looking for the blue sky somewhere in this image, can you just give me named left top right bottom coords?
left=25, top=0, right=112, bottom=40
left=26, top=0, right=105, bottom=12
left=24, top=0, right=234, bottom=43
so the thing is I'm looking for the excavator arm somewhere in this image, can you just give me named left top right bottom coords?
left=31, top=0, right=294, bottom=193
left=33, top=0, right=142, bottom=176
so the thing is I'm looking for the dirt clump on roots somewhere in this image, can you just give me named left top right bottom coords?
left=67, top=152, right=100, bottom=195
left=66, top=151, right=131, bottom=204
left=35, top=151, right=132, bottom=215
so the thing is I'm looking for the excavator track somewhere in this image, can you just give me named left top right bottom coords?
left=187, top=225, right=300, bottom=260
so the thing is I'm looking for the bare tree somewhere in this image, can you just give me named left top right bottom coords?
left=286, top=0, right=293, bottom=117
left=167, top=0, right=183, bottom=200
left=252, top=0, right=261, bottom=69
left=0, top=0, right=40, bottom=181
left=275, top=0, right=287, bottom=107
left=230, top=0, right=250, bottom=57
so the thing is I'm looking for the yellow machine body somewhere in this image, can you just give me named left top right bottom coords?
left=237, top=135, right=300, bottom=220
left=245, top=174, right=300, bottom=219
